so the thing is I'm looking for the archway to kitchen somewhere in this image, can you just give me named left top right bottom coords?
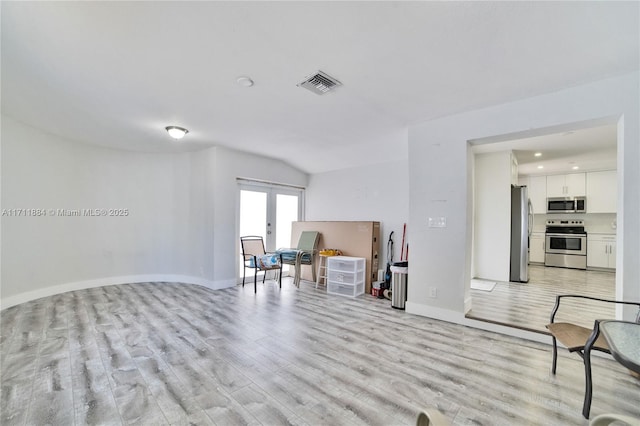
left=466, top=116, right=620, bottom=333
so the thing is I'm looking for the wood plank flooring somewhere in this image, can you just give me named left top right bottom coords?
left=2, top=278, right=638, bottom=425
left=467, top=265, right=617, bottom=333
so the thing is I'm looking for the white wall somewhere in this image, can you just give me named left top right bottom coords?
left=0, top=117, right=308, bottom=308
left=473, top=152, right=511, bottom=282
left=407, top=71, right=640, bottom=323
left=306, top=160, right=409, bottom=268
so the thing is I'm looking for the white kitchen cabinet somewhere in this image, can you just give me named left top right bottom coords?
left=510, top=153, right=519, bottom=186
left=546, top=173, right=585, bottom=198
left=586, top=170, right=617, bottom=213
left=587, top=234, right=616, bottom=269
left=529, top=232, right=545, bottom=263
left=528, top=176, right=547, bottom=214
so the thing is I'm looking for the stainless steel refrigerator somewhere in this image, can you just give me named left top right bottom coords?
left=510, top=185, right=533, bottom=283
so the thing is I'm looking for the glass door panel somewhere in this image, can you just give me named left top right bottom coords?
left=275, top=193, right=299, bottom=252
left=238, top=182, right=303, bottom=280
left=239, top=190, right=267, bottom=240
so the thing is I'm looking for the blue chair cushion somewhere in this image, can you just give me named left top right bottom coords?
left=275, top=249, right=314, bottom=264
left=248, top=254, right=280, bottom=268
left=276, top=249, right=299, bottom=263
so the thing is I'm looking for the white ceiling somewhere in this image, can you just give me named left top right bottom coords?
left=2, top=2, right=638, bottom=174
left=472, top=123, right=618, bottom=177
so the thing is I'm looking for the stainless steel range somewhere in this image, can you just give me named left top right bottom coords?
left=545, top=219, right=587, bottom=270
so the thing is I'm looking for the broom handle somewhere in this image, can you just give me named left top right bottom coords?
left=400, top=223, right=406, bottom=261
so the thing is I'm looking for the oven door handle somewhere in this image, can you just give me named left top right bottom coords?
left=546, top=233, right=587, bottom=237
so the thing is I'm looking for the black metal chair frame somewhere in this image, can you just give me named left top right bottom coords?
left=240, top=235, right=282, bottom=293
left=547, top=294, right=640, bottom=418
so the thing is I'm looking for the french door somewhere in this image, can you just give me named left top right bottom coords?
left=238, top=180, right=304, bottom=276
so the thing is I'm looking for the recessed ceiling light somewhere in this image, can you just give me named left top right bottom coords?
left=236, top=76, right=254, bottom=87
left=534, top=152, right=542, bottom=157
left=165, top=126, right=189, bottom=139
left=572, top=166, right=580, bottom=170
left=537, top=165, right=544, bottom=169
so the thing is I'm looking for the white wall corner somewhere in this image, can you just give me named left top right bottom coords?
left=464, top=295, right=472, bottom=315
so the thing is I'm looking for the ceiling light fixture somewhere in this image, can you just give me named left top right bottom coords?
left=537, top=165, right=544, bottom=169
left=165, top=126, right=189, bottom=140
left=534, top=152, right=542, bottom=157
left=572, top=166, right=580, bottom=170
left=236, top=76, right=254, bottom=87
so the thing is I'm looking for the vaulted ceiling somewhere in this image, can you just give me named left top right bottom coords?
left=2, top=2, right=638, bottom=174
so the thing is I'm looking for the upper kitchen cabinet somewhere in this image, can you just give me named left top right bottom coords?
left=587, top=170, right=617, bottom=213
left=546, top=173, right=585, bottom=198
left=510, top=153, right=519, bottom=186
left=528, top=176, right=547, bottom=214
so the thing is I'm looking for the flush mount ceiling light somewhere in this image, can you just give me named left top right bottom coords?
left=572, top=166, right=580, bottom=170
left=537, top=165, right=544, bottom=169
left=236, top=76, right=254, bottom=87
left=165, top=126, right=189, bottom=140
left=534, top=152, right=542, bottom=157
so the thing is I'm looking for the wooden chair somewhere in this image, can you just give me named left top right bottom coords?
left=546, top=295, right=640, bottom=418
left=240, top=236, right=282, bottom=293
left=277, top=231, right=320, bottom=287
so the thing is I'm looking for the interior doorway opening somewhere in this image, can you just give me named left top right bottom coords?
left=466, top=117, right=620, bottom=332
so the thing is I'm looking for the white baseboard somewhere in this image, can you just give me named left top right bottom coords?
left=1, top=274, right=235, bottom=310
left=405, top=301, right=466, bottom=323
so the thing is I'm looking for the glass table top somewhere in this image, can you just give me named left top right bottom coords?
left=600, top=321, right=640, bottom=374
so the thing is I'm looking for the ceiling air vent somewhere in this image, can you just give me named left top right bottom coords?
left=297, top=70, right=342, bottom=95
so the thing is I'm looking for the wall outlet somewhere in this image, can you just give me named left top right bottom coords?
left=428, top=287, right=438, bottom=298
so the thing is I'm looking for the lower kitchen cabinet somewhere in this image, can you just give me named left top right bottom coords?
left=530, top=232, right=545, bottom=263
left=587, top=234, right=616, bottom=269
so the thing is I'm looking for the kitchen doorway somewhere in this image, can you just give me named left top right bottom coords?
left=468, top=119, right=619, bottom=332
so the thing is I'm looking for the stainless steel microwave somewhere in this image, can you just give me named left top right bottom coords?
left=547, top=197, right=586, bottom=214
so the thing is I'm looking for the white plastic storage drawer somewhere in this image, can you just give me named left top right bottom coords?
left=327, top=256, right=365, bottom=273
left=327, top=281, right=365, bottom=298
left=327, top=269, right=365, bottom=285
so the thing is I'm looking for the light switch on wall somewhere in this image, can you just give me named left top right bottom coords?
left=428, top=217, right=447, bottom=228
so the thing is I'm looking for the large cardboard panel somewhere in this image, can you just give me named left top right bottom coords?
left=291, top=221, right=380, bottom=293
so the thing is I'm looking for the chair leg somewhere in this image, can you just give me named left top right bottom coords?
left=278, top=268, right=282, bottom=289
left=242, top=267, right=246, bottom=287
left=582, top=348, right=593, bottom=419
left=582, top=320, right=601, bottom=419
left=551, top=336, right=558, bottom=375
left=254, top=271, right=258, bottom=294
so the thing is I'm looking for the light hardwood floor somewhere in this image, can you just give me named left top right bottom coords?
left=1, top=277, right=638, bottom=425
left=467, top=264, right=618, bottom=333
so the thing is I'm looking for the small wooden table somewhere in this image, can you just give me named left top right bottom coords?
left=583, top=320, right=640, bottom=418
